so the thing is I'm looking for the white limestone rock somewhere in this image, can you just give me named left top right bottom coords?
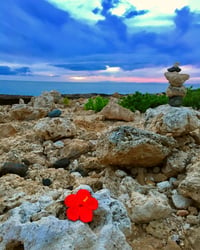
left=145, top=105, right=200, bottom=136
left=0, top=187, right=132, bottom=250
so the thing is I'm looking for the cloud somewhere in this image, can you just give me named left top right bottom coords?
left=0, top=65, right=31, bottom=75
left=46, top=0, right=104, bottom=24
left=0, top=0, right=200, bottom=82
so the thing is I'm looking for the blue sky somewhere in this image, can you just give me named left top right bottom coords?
left=0, top=0, right=200, bottom=83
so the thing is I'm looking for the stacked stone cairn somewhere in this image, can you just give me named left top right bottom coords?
left=164, top=62, right=190, bottom=107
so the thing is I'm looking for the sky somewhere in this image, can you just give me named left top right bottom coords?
left=0, top=0, right=200, bottom=83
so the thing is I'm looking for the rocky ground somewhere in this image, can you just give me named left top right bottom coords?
left=0, top=90, right=200, bottom=250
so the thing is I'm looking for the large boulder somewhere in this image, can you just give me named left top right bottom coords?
left=99, top=100, right=134, bottom=121
left=97, top=126, right=176, bottom=167
left=145, top=105, right=200, bottom=136
left=34, top=117, right=76, bottom=140
left=178, top=162, right=200, bottom=206
left=0, top=187, right=132, bottom=250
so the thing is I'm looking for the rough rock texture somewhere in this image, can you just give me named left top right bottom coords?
left=162, top=151, right=189, bottom=177
left=9, top=104, right=48, bottom=120
left=0, top=187, right=132, bottom=250
left=166, top=86, right=187, bottom=97
left=0, top=91, right=200, bottom=249
left=178, top=162, right=200, bottom=206
left=100, top=100, right=134, bottom=121
left=119, top=188, right=172, bottom=223
left=185, top=227, right=200, bottom=250
left=164, top=72, right=190, bottom=87
left=97, top=126, right=176, bottom=167
left=172, top=192, right=192, bottom=209
left=29, top=90, right=61, bottom=108
left=0, top=123, right=17, bottom=138
left=34, top=117, right=76, bottom=140
left=145, top=104, right=200, bottom=136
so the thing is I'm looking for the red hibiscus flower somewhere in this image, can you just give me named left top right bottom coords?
left=64, top=189, right=98, bottom=223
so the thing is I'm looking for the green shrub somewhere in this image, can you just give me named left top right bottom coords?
left=62, top=97, right=70, bottom=106
left=183, top=87, right=200, bottom=109
left=84, top=96, right=109, bottom=112
left=119, top=91, right=168, bottom=113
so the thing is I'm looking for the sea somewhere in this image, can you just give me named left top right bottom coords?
left=0, top=79, right=199, bottom=96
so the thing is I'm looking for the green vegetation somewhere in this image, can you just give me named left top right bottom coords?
left=118, top=91, right=168, bottom=113
left=183, top=87, right=200, bottom=109
left=62, top=97, right=70, bottom=106
left=84, top=96, right=109, bottom=112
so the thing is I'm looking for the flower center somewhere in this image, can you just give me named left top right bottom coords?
left=83, top=196, right=89, bottom=202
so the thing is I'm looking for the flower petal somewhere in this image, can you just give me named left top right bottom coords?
left=66, top=207, right=79, bottom=221
left=64, top=194, right=77, bottom=208
left=77, top=189, right=91, bottom=202
left=85, top=197, right=98, bottom=210
left=79, top=207, right=93, bottom=223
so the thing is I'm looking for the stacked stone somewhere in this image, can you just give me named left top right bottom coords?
left=164, top=62, right=190, bottom=107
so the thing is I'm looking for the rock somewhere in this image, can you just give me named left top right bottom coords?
left=162, top=151, right=189, bottom=177
left=34, top=117, right=76, bottom=140
left=99, top=100, right=134, bottom=121
left=145, top=105, right=200, bottom=136
left=166, top=85, right=187, bottom=97
left=164, top=72, right=189, bottom=87
left=9, top=104, right=48, bottom=120
left=168, top=96, right=183, bottom=107
left=167, top=62, right=181, bottom=73
left=42, top=178, right=52, bottom=186
left=185, top=227, right=200, bottom=250
left=29, top=91, right=58, bottom=109
left=125, top=190, right=172, bottom=223
left=52, top=158, right=70, bottom=169
left=0, top=124, right=17, bottom=138
left=0, top=174, right=50, bottom=214
left=146, top=220, right=171, bottom=239
left=178, top=162, right=200, bottom=205
left=186, top=215, right=200, bottom=225
left=60, top=139, right=92, bottom=159
left=157, top=181, right=171, bottom=191
left=172, top=193, right=192, bottom=209
left=97, top=126, right=176, bottom=168
left=163, top=240, right=181, bottom=250
left=176, top=210, right=189, bottom=217
left=0, top=187, right=132, bottom=250
left=27, top=168, right=75, bottom=190
left=48, top=109, right=62, bottom=118
left=0, top=162, right=28, bottom=177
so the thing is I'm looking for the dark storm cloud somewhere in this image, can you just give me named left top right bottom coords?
left=0, top=0, right=200, bottom=73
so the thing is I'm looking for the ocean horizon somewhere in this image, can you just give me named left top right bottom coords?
left=0, top=79, right=200, bottom=96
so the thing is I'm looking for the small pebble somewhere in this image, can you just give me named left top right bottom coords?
left=48, top=109, right=62, bottom=118
left=53, top=141, right=64, bottom=148
left=42, top=178, right=52, bottom=186
left=176, top=210, right=189, bottom=217
left=52, top=158, right=70, bottom=169
left=0, top=162, right=28, bottom=177
left=157, top=181, right=171, bottom=191
left=115, top=170, right=127, bottom=178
